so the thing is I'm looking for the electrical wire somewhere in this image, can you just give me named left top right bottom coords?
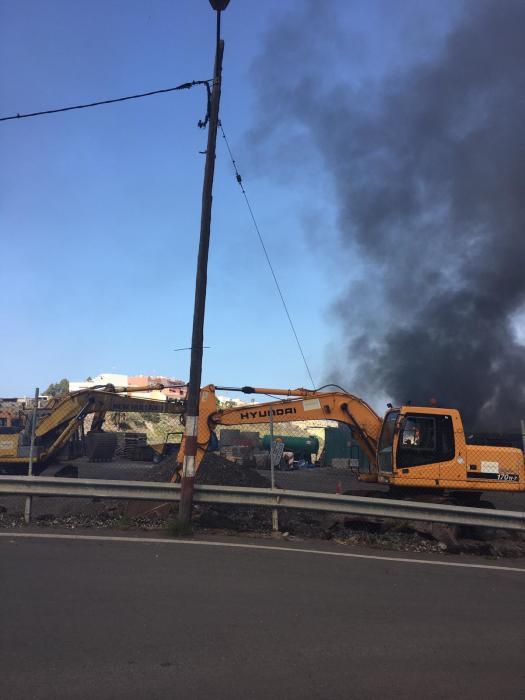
left=219, top=121, right=316, bottom=389
left=3, top=81, right=317, bottom=390
left=0, top=80, right=211, bottom=122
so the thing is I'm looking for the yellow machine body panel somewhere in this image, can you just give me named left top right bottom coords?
left=0, top=433, right=20, bottom=459
left=0, top=406, right=27, bottom=462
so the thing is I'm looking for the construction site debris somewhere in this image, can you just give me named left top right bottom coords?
left=85, top=432, right=117, bottom=462
left=114, top=432, right=155, bottom=461
left=196, top=453, right=271, bottom=487
left=2, top=503, right=524, bottom=557
left=147, top=452, right=271, bottom=488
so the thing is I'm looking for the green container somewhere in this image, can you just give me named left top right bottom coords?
left=323, top=425, right=370, bottom=470
left=261, top=434, right=319, bottom=460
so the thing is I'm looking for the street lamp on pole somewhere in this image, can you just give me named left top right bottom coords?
left=177, top=1, right=229, bottom=528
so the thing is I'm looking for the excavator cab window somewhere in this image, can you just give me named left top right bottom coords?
left=397, top=414, right=454, bottom=468
left=377, top=411, right=399, bottom=472
left=0, top=416, right=23, bottom=434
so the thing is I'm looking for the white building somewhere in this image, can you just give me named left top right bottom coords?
left=69, top=374, right=129, bottom=393
left=69, top=373, right=186, bottom=401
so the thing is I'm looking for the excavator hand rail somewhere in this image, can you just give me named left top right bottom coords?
left=1, top=476, right=524, bottom=531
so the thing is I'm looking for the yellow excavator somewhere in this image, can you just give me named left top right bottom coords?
left=0, top=384, right=185, bottom=475
left=176, top=384, right=525, bottom=502
left=3, top=381, right=523, bottom=502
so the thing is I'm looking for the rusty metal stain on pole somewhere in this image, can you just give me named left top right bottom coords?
left=178, top=9, right=226, bottom=527
left=269, top=406, right=279, bottom=533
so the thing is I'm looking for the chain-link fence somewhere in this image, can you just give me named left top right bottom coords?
left=212, top=417, right=371, bottom=473
left=207, top=415, right=524, bottom=488
left=29, top=403, right=525, bottom=493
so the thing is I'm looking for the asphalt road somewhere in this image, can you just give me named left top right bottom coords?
left=1, top=532, right=524, bottom=700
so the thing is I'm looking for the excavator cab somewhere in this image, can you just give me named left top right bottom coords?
left=376, top=408, right=457, bottom=485
left=375, top=405, right=525, bottom=492
left=0, top=414, right=25, bottom=435
left=378, top=408, right=461, bottom=488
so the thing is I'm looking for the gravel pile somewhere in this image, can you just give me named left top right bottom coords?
left=196, top=453, right=271, bottom=487
left=192, top=507, right=525, bottom=556
left=147, top=452, right=271, bottom=488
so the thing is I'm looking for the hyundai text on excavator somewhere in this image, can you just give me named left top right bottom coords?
left=176, top=384, right=525, bottom=503
left=0, top=384, right=185, bottom=475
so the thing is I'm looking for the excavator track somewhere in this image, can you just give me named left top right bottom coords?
left=341, top=486, right=503, bottom=550
left=343, top=486, right=496, bottom=507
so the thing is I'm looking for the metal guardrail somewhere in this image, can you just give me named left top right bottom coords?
left=1, top=475, right=524, bottom=531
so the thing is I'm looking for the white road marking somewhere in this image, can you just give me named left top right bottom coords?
left=1, top=530, right=524, bottom=573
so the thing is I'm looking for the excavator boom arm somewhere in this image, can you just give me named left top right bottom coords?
left=0, top=384, right=188, bottom=468
left=36, top=385, right=185, bottom=438
left=176, top=385, right=382, bottom=478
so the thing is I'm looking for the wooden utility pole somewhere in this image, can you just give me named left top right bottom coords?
left=178, top=4, right=228, bottom=527
left=24, top=387, right=39, bottom=524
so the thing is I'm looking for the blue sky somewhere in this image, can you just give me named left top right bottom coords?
left=1, top=0, right=459, bottom=400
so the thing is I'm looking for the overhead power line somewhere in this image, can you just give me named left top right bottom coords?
left=0, top=80, right=212, bottom=122
left=1, top=77, right=316, bottom=388
left=219, top=121, right=316, bottom=389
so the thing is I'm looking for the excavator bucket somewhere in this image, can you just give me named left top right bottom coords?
left=85, top=432, right=117, bottom=462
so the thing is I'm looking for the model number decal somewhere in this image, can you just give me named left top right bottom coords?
left=497, top=473, right=519, bottom=482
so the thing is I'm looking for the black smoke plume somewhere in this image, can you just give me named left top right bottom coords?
left=250, top=0, right=525, bottom=430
